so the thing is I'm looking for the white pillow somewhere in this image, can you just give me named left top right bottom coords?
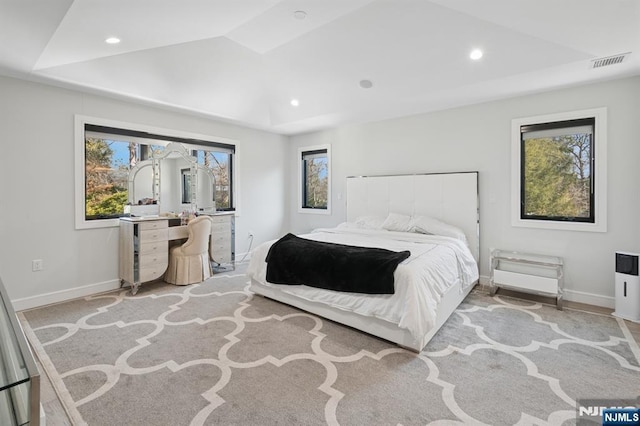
left=382, top=213, right=413, bottom=232
left=411, top=215, right=467, bottom=242
left=354, top=215, right=385, bottom=230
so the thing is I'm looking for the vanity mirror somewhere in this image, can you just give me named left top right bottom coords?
left=126, top=159, right=156, bottom=214
left=126, top=142, right=216, bottom=216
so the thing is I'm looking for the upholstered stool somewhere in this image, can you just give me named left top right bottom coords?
left=165, top=216, right=213, bottom=285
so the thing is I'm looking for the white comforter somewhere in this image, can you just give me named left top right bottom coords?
left=246, top=227, right=479, bottom=341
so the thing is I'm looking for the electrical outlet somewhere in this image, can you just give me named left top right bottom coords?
left=32, top=259, right=44, bottom=272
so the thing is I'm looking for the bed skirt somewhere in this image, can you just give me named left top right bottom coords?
left=249, top=278, right=477, bottom=352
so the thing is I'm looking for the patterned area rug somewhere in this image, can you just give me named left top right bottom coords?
left=20, top=268, right=640, bottom=425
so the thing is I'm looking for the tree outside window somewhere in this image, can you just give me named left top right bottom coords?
left=521, top=118, right=594, bottom=223
left=194, top=150, right=232, bottom=210
left=302, top=149, right=328, bottom=209
left=84, top=138, right=130, bottom=219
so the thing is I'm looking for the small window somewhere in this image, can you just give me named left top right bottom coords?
left=511, top=108, right=607, bottom=232
left=299, top=145, right=331, bottom=214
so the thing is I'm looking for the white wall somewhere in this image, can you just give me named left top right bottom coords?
left=2, top=74, right=637, bottom=309
left=0, top=76, right=289, bottom=308
left=289, top=76, right=640, bottom=307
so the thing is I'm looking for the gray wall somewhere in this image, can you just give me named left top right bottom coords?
left=0, top=76, right=289, bottom=307
left=288, top=76, right=640, bottom=307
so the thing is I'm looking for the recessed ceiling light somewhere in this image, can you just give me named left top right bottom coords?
left=359, top=79, right=373, bottom=89
left=470, top=48, right=483, bottom=60
left=105, top=37, right=121, bottom=44
left=293, top=10, right=307, bottom=20
left=290, top=99, right=300, bottom=107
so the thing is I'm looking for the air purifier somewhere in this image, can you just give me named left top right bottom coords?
left=613, top=252, right=640, bottom=322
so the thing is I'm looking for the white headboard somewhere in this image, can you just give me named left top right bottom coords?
left=346, top=172, right=479, bottom=261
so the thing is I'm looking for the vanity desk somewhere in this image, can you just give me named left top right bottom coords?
left=166, top=212, right=235, bottom=267
left=119, top=212, right=235, bottom=295
left=120, top=142, right=235, bottom=294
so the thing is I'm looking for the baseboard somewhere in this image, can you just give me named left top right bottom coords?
left=563, top=289, right=615, bottom=309
left=12, top=279, right=121, bottom=311
left=477, top=275, right=614, bottom=308
left=11, top=273, right=616, bottom=311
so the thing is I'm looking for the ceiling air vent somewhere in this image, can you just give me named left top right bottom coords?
left=591, top=52, right=630, bottom=69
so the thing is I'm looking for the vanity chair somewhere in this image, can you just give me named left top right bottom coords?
left=165, top=216, right=213, bottom=285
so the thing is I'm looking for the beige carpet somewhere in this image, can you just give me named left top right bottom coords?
left=19, top=268, right=640, bottom=425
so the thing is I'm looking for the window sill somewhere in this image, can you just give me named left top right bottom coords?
left=511, top=217, right=606, bottom=233
left=75, top=218, right=121, bottom=230
left=298, top=208, right=331, bottom=215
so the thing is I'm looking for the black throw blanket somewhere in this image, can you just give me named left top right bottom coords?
left=265, top=233, right=411, bottom=294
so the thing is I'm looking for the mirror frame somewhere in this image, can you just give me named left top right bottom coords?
left=127, top=159, right=154, bottom=205
left=151, top=143, right=197, bottom=213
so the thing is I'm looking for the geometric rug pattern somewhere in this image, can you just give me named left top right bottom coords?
left=19, top=269, right=640, bottom=425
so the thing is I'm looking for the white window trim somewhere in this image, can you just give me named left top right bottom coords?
left=74, top=115, right=240, bottom=230
left=510, top=107, right=607, bottom=232
left=298, top=144, right=331, bottom=215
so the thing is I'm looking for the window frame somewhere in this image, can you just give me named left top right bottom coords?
left=298, top=144, right=331, bottom=215
left=180, top=168, right=191, bottom=204
left=75, top=115, right=239, bottom=230
left=190, top=149, right=234, bottom=212
left=510, top=108, right=607, bottom=232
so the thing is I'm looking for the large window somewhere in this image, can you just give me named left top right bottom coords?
left=511, top=108, right=607, bottom=232
left=521, top=118, right=594, bottom=222
left=299, top=145, right=331, bottom=214
left=75, top=116, right=237, bottom=229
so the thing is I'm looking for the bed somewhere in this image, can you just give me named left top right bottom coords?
left=247, top=172, right=479, bottom=352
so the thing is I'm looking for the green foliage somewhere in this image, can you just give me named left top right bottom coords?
left=86, top=190, right=128, bottom=218
left=85, top=138, right=128, bottom=218
left=523, top=136, right=590, bottom=218
left=85, top=138, right=113, bottom=167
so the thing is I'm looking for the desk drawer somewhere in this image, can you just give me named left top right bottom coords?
left=139, top=241, right=167, bottom=255
left=139, top=221, right=168, bottom=231
left=211, top=233, right=230, bottom=245
left=211, top=223, right=230, bottom=234
left=139, top=228, right=168, bottom=242
left=139, top=252, right=168, bottom=269
left=210, top=215, right=231, bottom=224
left=139, top=266, right=167, bottom=283
left=211, top=243, right=231, bottom=263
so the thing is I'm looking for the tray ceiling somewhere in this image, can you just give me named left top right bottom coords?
left=1, top=0, right=638, bottom=134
